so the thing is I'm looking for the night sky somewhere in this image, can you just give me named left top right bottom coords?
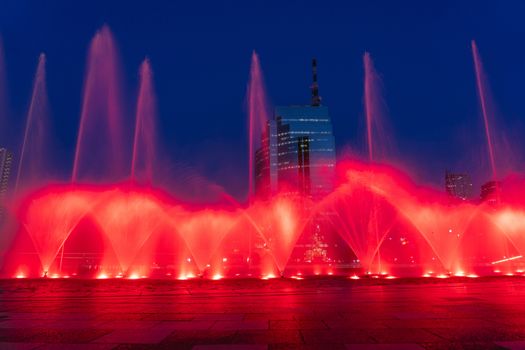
left=1, top=0, right=524, bottom=200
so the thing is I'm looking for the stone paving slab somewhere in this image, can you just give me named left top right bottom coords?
left=155, top=320, right=215, bottom=330
left=212, top=320, right=269, bottom=331
left=193, top=346, right=267, bottom=350
left=0, top=343, right=43, bottom=350
left=346, top=345, right=424, bottom=350
left=495, top=341, right=525, bottom=349
left=93, top=328, right=174, bottom=344
left=1, top=277, right=525, bottom=348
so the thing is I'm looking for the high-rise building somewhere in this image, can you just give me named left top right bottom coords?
left=445, top=171, right=473, bottom=201
left=480, top=180, right=500, bottom=204
left=274, top=105, right=336, bottom=198
left=254, top=58, right=336, bottom=199
left=254, top=120, right=277, bottom=199
left=253, top=59, right=347, bottom=268
left=0, top=148, right=12, bottom=197
left=0, top=148, right=12, bottom=223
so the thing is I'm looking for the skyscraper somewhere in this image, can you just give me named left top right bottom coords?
left=274, top=105, right=336, bottom=198
left=254, top=59, right=345, bottom=268
left=254, top=59, right=336, bottom=199
left=254, top=119, right=277, bottom=199
left=480, top=180, right=500, bottom=204
left=0, top=148, right=12, bottom=224
left=445, top=171, right=473, bottom=201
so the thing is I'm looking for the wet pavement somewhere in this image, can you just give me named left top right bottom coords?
left=1, top=277, right=525, bottom=349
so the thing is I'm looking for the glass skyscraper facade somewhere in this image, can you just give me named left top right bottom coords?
left=445, top=171, right=473, bottom=201
left=254, top=119, right=277, bottom=199
left=0, top=148, right=12, bottom=225
left=254, top=59, right=336, bottom=200
left=274, top=105, right=336, bottom=199
left=254, top=106, right=337, bottom=200
left=253, top=59, right=354, bottom=269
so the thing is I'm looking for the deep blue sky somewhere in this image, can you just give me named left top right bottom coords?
left=1, top=0, right=525, bottom=199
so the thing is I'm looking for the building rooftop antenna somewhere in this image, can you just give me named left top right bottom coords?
left=311, top=58, right=321, bottom=106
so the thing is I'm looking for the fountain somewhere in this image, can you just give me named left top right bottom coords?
left=356, top=52, right=396, bottom=274
left=132, top=58, right=157, bottom=184
left=0, top=36, right=9, bottom=147
left=247, top=50, right=271, bottom=201
left=472, top=40, right=498, bottom=182
left=3, top=28, right=525, bottom=279
left=72, top=25, right=127, bottom=184
left=15, top=53, right=50, bottom=194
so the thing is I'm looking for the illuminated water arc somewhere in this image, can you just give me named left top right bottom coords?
left=15, top=53, right=48, bottom=194
left=471, top=40, right=498, bottom=181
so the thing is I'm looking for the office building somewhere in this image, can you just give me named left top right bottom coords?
left=480, top=180, right=500, bottom=204
left=445, top=171, right=473, bottom=200
left=255, top=58, right=336, bottom=200
left=0, top=148, right=12, bottom=224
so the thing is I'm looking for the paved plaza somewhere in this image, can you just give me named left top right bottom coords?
left=1, top=277, right=525, bottom=349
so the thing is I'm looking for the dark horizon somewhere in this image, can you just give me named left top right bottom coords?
left=1, top=0, right=525, bottom=200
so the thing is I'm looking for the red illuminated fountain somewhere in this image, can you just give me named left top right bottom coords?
left=0, top=36, right=9, bottom=145
left=132, top=58, right=157, bottom=184
left=8, top=160, right=525, bottom=279
left=3, top=29, right=525, bottom=280
left=15, top=53, right=51, bottom=195
left=247, top=50, right=271, bottom=201
left=472, top=40, right=498, bottom=182
left=73, top=26, right=127, bottom=184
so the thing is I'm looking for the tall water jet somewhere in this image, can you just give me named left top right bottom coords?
left=247, top=51, right=270, bottom=201
left=0, top=36, right=11, bottom=269
left=73, top=26, right=127, bottom=183
left=0, top=36, right=9, bottom=146
left=364, top=53, right=374, bottom=162
left=131, top=58, right=157, bottom=184
left=471, top=40, right=498, bottom=181
left=15, top=53, right=50, bottom=194
left=363, top=52, right=393, bottom=162
left=362, top=52, right=394, bottom=273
